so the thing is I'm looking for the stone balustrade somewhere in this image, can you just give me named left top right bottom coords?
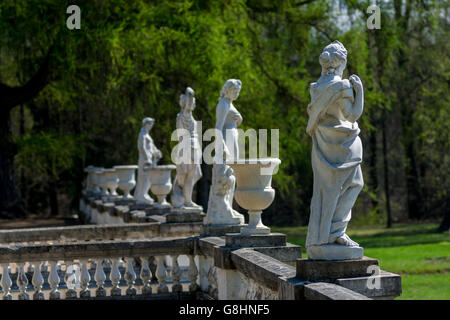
left=0, top=227, right=402, bottom=300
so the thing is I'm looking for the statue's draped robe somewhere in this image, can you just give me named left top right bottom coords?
left=172, top=112, right=202, bottom=207
left=305, top=79, right=364, bottom=247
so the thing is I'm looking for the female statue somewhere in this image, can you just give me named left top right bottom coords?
left=305, top=41, right=364, bottom=260
left=134, top=117, right=162, bottom=203
left=172, top=87, right=203, bottom=209
left=205, top=79, right=244, bottom=225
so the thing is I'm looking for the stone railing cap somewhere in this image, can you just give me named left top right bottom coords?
left=113, top=165, right=139, bottom=169
left=145, top=165, right=177, bottom=170
left=226, top=158, right=281, bottom=165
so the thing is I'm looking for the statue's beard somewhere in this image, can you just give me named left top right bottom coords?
left=321, top=66, right=343, bottom=77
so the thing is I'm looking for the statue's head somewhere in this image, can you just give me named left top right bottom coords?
left=185, top=87, right=195, bottom=111
left=142, top=117, right=154, bottom=131
left=180, top=87, right=195, bottom=111
left=319, top=40, right=347, bottom=77
left=219, top=79, right=242, bottom=101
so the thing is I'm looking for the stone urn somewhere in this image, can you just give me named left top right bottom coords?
left=146, top=165, right=176, bottom=208
left=104, top=168, right=119, bottom=196
left=227, top=158, right=281, bottom=235
left=98, top=170, right=110, bottom=196
left=83, top=166, right=95, bottom=192
left=113, top=165, right=138, bottom=199
left=91, top=168, right=104, bottom=194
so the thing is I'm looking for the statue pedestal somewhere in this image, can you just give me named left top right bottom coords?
left=166, top=208, right=205, bottom=223
left=307, top=244, right=363, bottom=261
left=225, top=233, right=286, bottom=248
left=296, top=256, right=378, bottom=282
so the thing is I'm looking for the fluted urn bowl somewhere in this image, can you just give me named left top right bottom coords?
left=103, top=168, right=119, bottom=196
left=113, top=165, right=138, bottom=199
left=227, top=158, right=281, bottom=235
left=146, top=165, right=176, bottom=208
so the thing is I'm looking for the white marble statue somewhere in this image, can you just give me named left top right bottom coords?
left=205, top=79, right=244, bottom=225
left=305, top=41, right=365, bottom=260
left=134, top=117, right=162, bottom=204
left=172, top=87, right=203, bottom=210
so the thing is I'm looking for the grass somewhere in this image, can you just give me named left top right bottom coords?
left=271, top=222, right=450, bottom=300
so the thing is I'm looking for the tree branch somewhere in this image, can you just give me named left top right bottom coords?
left=0, top=46, right=53, bottom=112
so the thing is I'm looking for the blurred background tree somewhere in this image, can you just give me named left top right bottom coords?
left=0, top=0, right=448, bottom=230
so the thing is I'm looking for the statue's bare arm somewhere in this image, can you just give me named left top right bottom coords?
left=341, top=75, right=364, bottom=122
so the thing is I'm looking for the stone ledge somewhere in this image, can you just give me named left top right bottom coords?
left=225, top=233, right=286, bottom=248
left=230, top=248, right=296, bottom=291
left=0, top=223, right=160, bottom=243
left=201, top=224, right=244, bottom=236
left=0, top=237, right=194, bottom=263
left=296, top=256, right=379, bottom=281
left=335, top=270, right=402, bottom=299
left=253, top=243, right=302, bottom=264
left=166, top=211, right=205, bottom=223
left=304, top=282, right=371, bottom=300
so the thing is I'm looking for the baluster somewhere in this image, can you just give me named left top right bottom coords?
left=80, top=259, right=91, bottom=298
left=31, top=261, right=45, bottom=300
left=49, top=261, right=61, bottom=300
left=171, top=255, right=182, bottom=293
left=1, top=263, right=12, bottom=300
left=140, top=257, right=152, bottom=295
left=125, top=257, right=137, bottom=296
left=94, top=259, right=107, bottom=297
left=110, top=258, right=122, bottom=296
left=64, top=261, right=78, bottom=299
left=188, top=255, right=199, bottom=292
left=198, top=255, right=211, bottom=292
left=17, top=262, right=30, bottom=300
left=155, top=255, right=168, bottom=293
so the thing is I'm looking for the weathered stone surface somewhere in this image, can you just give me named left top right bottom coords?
left=277, top=276, right=308, bottom=300
left=231, top=248, right=296, bottom=291
left=160, top=222, right=203, bottom=237
left=225, top=233, right=286, bottom=248
left=166, top=211, right=205, bottom=223
left=304, top=282, right=371, bottom=300
left=0, top=237, right=194, bottom=263
left=335, top=270, right=402, bottom=299
left=296, top=256, right=379, bottom=281
left=93, top=200, right=103, bottom=209
left=253, top=243, right=302, bottom=264
left=201, top=224, right=244, bottom=236
left=113, top=205, right=129, bottom=217
left=0, top=223, right=160, bottom=243
left=144, top=206, right=171, bottom=216
left=197, top=237, right=226, bottom=257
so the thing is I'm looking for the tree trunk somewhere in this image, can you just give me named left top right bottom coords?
left=368, top=124, right=379, bottom=212
left=437, top=198, right=450, bottom=232
left=381, top=110, right=392, bottom=228
left=0, top=51, right=52, bottom=218
left=0, top=112, right=25, bottom=218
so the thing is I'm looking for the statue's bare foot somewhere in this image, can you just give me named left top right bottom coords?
left=184, top=201, right=202, bottom=209
left=335, top=234, right=359, bottom=247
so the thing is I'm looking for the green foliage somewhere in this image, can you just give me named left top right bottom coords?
left=0, top=0, right=448, bottom=223
left=273, top=222, right=450, bottom=299
left=14, top=132, right=85, bottom=183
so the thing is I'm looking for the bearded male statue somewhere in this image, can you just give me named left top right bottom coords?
left=305, top=41, right=365, bottom=260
